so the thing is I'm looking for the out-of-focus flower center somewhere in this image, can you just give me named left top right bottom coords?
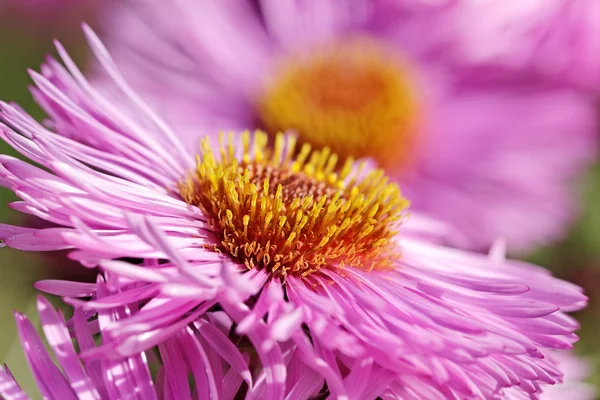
left=179, top=131, right=408, bottom=278
left=258, top=39, right=420, bottom=170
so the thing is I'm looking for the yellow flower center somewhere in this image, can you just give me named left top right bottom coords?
left=257, top=39, right=420, bottom=170
left=179, top=131, right=409, bottom=278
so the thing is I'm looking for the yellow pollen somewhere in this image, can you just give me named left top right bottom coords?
left=179, top=131, right=409, bottom=278
left=258, top=39, right=420, bottom=170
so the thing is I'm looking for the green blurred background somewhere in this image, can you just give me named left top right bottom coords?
left=0, top=6, right=99, bottom=395
left=0, top=5, right=599, bottom=398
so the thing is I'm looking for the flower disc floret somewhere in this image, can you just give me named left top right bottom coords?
left=179, top=131, right=409, bottom=278
left=258, top=39, right=420, bottom=169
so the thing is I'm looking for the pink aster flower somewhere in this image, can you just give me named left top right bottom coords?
left=0, top=29, right=589, bottom=398
left=95, top=0, right=598, bottom=252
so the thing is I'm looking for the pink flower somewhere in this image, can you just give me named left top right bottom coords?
left=0, top=30, right=589, bottom=398
left=93, top=0, right=599, bottom=252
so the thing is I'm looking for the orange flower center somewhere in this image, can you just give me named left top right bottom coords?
left=258, top=39, right=420, bottom=170
left=179, top=131, right=408, bottom=278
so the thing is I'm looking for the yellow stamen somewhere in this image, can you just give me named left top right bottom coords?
left=179, top=131, right=409, bottom=278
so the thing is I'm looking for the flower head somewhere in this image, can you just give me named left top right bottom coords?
left=97, top=0, right=599, bottom=251
left=0, top=30, right=590, bottom=398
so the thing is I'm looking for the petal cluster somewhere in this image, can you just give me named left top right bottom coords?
left=1, top=292, right=251, bottom=400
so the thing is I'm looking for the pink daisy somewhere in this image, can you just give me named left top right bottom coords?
left=0, top=29, right=589, bottom=398
left=94, top=0, right=600, bottom=252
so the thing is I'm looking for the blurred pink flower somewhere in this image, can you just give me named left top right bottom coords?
left=95, top=0, right=599, bottom=252
left=542, top=351, right=595, bottom=399
left=0, top=30, right=589, bottom=397
left=503, top=350, right=596, bottom=399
